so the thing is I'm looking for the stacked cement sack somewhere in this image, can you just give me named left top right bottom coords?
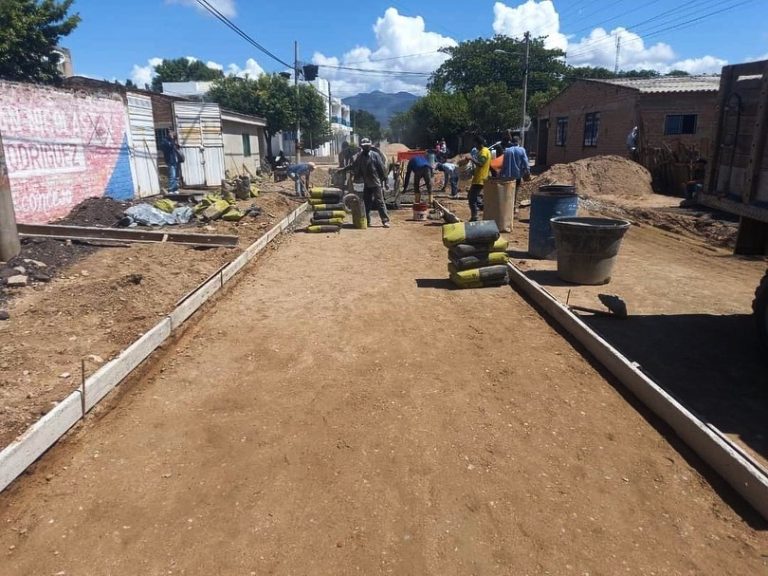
left=442, top=220, right=510, bottom=288
left=307, top=187, right=346, bottom=233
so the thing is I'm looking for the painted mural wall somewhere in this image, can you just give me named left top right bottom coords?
left=0, top=81, right=134, bottom=223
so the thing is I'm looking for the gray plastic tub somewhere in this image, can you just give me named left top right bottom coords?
left=550, top=216, right=631, bottom=285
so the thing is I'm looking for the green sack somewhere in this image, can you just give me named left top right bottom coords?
left=343, top=193, right=367, bottom=230
left=449, top=264, right=509, bottom=288
left=153, top=198, right=177, bottom=213
left=311, top=203, right=346, bottom=211
left=221, top=207, right=244, bottom=221
left=450, top=252, right=509, bottom=271
left=449, top=237, right=509, bottom=258
left=306, top=224, right=341, bottom=233
left=442, top=220, right=500, bottom=248
left=310, top=187, right=344, bottom=202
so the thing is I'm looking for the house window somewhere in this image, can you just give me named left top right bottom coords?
left=583, top=112, right=600, bottom=147
left=155, top=128, right=171, bottom=149
left=664, top=114, right=697, bottom=135
left=242, top=134, right=252, bottom=157
left=555, top=117, right=568, bottom=146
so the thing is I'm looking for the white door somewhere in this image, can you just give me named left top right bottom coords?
left=173, top=102, right=226, bottom=187
left=126, top=93, right=161, bottom=197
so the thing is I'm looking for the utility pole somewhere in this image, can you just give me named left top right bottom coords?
left=614, top=33, right=621, bottom=75
left=294, top=40, right=301, bottom=165
left=521, top=31, right=530, bottom=149
left=0, top=130, right=21, bottom=261
left=328, top=81, right=334, bottom=157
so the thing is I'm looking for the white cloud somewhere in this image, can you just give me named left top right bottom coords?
left=311, top=8, right=457, bottom=97
left=130, top=57, right=163, bottom=87
left=226, top=58, right=265, bottom=78
left=167, top=0, right=236, bottom=18
left=670, top=55, right=728, bottom=75
left=492, top=1, right=727, bottom=75
left=493, top=1, right=567, bottom=51
left=746, top=52, right=768, bottom=62
left=207, top=60, right=224, bottom=71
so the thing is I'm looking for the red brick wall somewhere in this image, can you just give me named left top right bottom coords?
left=637, top=92, right=718, bottom=158
left=539, top=81, right=638, bottom=167
left=0, top=81, right=134, bottom=223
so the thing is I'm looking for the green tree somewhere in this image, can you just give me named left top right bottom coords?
left=350, top=109, right=382, bottom=142
left=467, top=83, right=520, bottom=135
left=0, top=0, right=80, bottom=83
left=298, top=83, right=332, bottom=150
left=151, top=57, right=224, bottom=92
left=666, top=69, right=691, bottom=76
left=406, top=91, right=470, bottom=150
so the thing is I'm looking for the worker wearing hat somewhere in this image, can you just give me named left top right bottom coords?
left=343, top=137, right=391, bottom=228
left=286, top=161, right=316, bottom=197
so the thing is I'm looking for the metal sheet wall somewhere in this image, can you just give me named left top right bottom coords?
left=126, top=93, right=161, bottom=197
left=173, top=102, right=226, bottom=187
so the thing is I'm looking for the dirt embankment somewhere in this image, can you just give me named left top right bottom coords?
left=0, top=180, right=304, bottom=450
left=521, top=155, right=738, bottom=248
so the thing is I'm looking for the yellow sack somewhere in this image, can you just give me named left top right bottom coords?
left=343, top=193, right=367, bottom=230
left=311, top=217, right=345, bottom=226
left=306, top=224, right=341, bottom=233
left=449, top=237, right=509, bottom=258
left=222, top=207, right=244, bottom=221
left=449, top=265, right=509, bottom=289
left=312, top=210, right=346, bottom=220
left=311, top=203, right=346, bottom=211
left=450, top=252, right=509, bottom=271
left=153, top=198, right=177, bottom=213
left=249, top=184, right=260, bottom=198
left=442, top=220, right=500, bottom=248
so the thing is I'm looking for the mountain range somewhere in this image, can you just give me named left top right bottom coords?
left=342, top=91, right=419, bottom=128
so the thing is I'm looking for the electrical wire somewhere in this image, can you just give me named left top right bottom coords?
left=193, top=0, right=293, bottom=70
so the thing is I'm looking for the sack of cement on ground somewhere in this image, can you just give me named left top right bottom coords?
left=306, top=224, right=341, bottom=233
left=310, top=187, right=344, bottom=202
left=243, top=204, right=262, bottom=218
left=221, top=207, right=245, bottom=221
left=153, top=198, right=177, bottom=214
left=311, top=202, right=345, bottom=211
left=124, top=204, right=194, bottom=226
left=312, top=210, right=347, bottom=220
left=311, top=217, right=346, bottom=226
left=450, top=252, right=509, bottom=271
left=449, top=264, right=510, bottom=289
left=343, top=193, right=367, bottom=230
left=201, top=199, right=232, bottom=221
left=442, top=220, right=500, bottom=248
left=449, top=237, right=509, bottom=258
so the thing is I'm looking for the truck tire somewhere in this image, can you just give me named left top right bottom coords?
left=753, top=270, right=768, bottom=350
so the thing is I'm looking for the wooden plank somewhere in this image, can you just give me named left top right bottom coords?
left=84, top=318, right=172, bottom=411
left=506, top=263, right=768, bottom=521
left=0, top=392, right=82, bottom=493
left=17, top=224, right=238, bottom=247
left=169, top=275, right=222, bottom=330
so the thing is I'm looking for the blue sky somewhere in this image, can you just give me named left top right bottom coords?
left=66, top=0, right=768, bottom=96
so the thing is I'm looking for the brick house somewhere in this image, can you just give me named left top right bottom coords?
left=536, top=76, right=721, bottom=175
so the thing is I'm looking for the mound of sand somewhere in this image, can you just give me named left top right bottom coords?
left=535, top=155, right=653, bottom=198
left=382, top=142, right=409, bottom=156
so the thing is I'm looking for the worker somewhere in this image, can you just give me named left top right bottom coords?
left=403, top=154, right=434, bottom=204
left=468, top=135, right=491, bottom=221
left=339, top=141, right=355, bottom=167
left=286, top=161, right=316, bottom=197
left=500, top=137, right=530, bottom=188
left=160, top=130, right=184, bottom=193
left=274, top=150, right=289, bottom=168
left=344, top=137, right=391, bottom=228
left=435, top=161, right=459, bottom=197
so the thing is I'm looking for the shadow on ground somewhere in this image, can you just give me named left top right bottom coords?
left=584, top=313, right=768, bottom=465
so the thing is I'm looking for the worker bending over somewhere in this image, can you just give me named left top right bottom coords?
left=286, top=162, right=316, bottom=197
left=403, top=155, right=434, bottom=204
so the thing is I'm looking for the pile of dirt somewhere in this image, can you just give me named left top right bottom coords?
left=523, top=155, right=654, bottom=200
left=382, top=142, right=409, bottom=156
left=56, top=197, right=131, bottom=227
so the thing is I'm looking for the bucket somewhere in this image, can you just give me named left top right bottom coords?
left=483, top=178, right=516, bottom=233
left=413, top=202, right=429, bottom=221
left=551, top=216, right=631, bottom=285
left=528, top=184, right=579, bottom=259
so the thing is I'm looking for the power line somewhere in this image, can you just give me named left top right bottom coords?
left=193, top=0, right=293, bottom=70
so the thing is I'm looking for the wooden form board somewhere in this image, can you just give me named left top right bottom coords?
left=506, top=263, right=768, bottom=521
left=0, top=202, right=309, bottom=494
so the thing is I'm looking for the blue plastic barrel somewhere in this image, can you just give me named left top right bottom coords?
left=527, top=184, right=579, bottom=259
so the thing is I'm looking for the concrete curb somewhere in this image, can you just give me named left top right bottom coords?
left=507, top=262, right=768, bottom=521
left=0, top=202, right=309, bottom=493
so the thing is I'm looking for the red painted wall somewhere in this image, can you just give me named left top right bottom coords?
left=0, top=81, right=134, bottom=223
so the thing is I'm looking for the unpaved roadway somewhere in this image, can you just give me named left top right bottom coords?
left=1, top=210, right=766, bottom=575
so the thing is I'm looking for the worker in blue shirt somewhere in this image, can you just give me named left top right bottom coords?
left=501, top=137, right=530, bottom=185
left=402, top=155, right=434, bottom=204
left=286, top=162, right=316, bottom=197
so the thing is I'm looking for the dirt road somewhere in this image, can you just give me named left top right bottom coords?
left=1, top=210, right=766, bottom=575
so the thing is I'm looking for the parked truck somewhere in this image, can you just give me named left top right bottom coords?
left=701, top=59, right=768, bottom=349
